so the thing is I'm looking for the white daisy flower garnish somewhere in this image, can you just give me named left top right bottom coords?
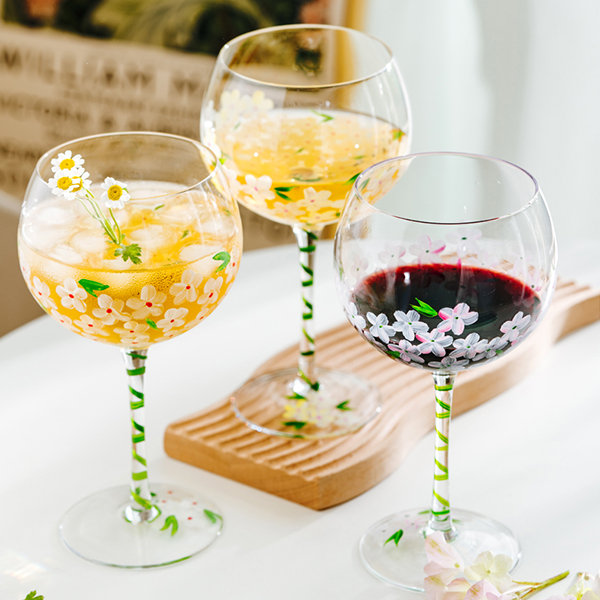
left=48, top=169, right=83, bottom=200
left=50, top=150, right=85, bottom=173
left=101, top=177, right=131, bottom=209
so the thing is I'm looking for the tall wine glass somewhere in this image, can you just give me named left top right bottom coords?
left=334, top=152, right=557, bottom=590
left=17, top=132, right=242, bottom=568
left=201, top=24, right=411, bottom=439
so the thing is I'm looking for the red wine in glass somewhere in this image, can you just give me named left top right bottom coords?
left=351, top=263, right=541, bottom=371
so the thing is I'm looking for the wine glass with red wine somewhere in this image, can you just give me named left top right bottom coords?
left=334, top=152, right=557, bottom=591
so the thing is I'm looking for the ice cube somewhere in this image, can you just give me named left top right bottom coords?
left=102, top=258, right=134, bottom=272
left=179, top=244, right=222, bottom=263
left=71, top=230, right=108, bottom=254
left=158, top=203, right=195, bottom=226
left=48, top=244, right=84, bottom=265
left=31, top=202, right=78, bottom=226
left=22, top=223, right=71, bottom=251
left=128, top=225, right=173, bottom=250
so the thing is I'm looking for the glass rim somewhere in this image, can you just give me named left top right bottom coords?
left=216, top=23, right=396, bottom=90
left=35, top=131, right=221, bottom=201
left=353, top=151, right=542, bottom=226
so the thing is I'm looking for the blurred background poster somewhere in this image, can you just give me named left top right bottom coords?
left=0, top=0, right=354, bottom=240
left=0, top=0, right=356, bottom=334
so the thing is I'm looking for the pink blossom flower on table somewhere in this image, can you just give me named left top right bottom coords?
left=447, top=228, right=482, bottom=258
left=568, top=572, right=600, bottom=600
left=114, top=320, right=150, bottom=345
left=500, top=311, right=531, bottom=342
left=73, top=314, right=109, bottom=336
left=428, top=356, right=469, bottom=370
left=198, top=277, right=223, bottom=306
left=126, top=285, right=166, bottom=319
left=438, top=303, right=479, bottom=335
left=240, top=174, right=275, bottom=203
left=31, top=276, right=57, bottom=310
left=425, top=575, right=472, bottom=600
left=464, top=552, right=513, bottom=593
left=424, top=531, right=572, bottom=600
left=169, top=269, right=202, bottom=304
left=56, top=278, right=87, bottom=312
left=451, top=333, right=488, bottom=359
left=388, top=339, right=425, bottom=364
left=366, top=312, right=396, bottom=344
left=392, top=309, right=429, bottom=341
left=416, top=329, right=453, bottom=357
left=424, top=532, right=466, bottom=589
left=346, top=302, right=366, bottom=330
left=409, top=234, right=446, bottom=263
left=463, top=579, right=514, bottom=600
left=157, top=308, right=188, bottom=332
left=92, top=294, right=126, bottom=325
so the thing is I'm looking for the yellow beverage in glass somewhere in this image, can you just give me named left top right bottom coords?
left=217, top=108, right=409, bottom=229
left=19, top=181, right=241, bottom=348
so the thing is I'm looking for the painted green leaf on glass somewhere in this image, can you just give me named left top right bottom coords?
left=283, top=421, right=307, bottom=430
left=384, top=528, right=404, bottom=546
left=410, top=298, right=438, bottom=318
left=204, top=508, right=223, bottom=524
left=212, top=251, right=230, bottom=272
left=311, top=109, right=334, bottom=122
left=160, top=514, right=179, bottom=536
left=78, top=278, right=109, bottom=297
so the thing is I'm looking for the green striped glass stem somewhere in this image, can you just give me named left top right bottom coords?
left=122, top=348, right=159, bottom=524
left=428, top=372, right=456, bottom=538
left=292, top=227, right=320, bottom=391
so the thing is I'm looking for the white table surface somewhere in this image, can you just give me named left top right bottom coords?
left=1, top=240, right=599, bottom=599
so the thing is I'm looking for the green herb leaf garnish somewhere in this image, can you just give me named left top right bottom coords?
left=336, top=400, right=351, bottom=411
left=114, top=243, right=142, bottom=264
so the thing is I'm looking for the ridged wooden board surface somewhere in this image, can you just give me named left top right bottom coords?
left=164, top=280, right=600, bottom=510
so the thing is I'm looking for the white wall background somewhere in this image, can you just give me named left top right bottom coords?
left=364, top=0, right=599, bottom=267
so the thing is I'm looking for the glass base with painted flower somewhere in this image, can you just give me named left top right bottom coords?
left=201, top=24, right=411, bottom=438
left=18, top=132, right=242, bottom=568
left=334, top=152, right=557, bottom=590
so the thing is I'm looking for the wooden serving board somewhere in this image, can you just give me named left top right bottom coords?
left=164, top=280, right=600, bottom=510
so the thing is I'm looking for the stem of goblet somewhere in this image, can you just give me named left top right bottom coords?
left=428, top=371, right=456, bottom=539
left=122, top=348, right=159, bottom=524
left=292, top=227, right=319, bottom=392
